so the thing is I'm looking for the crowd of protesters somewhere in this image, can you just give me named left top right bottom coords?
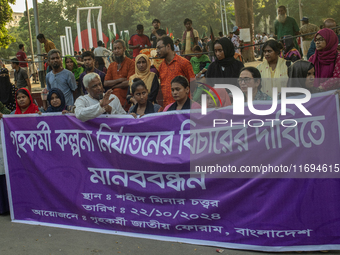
left=1, top=6, right=340, bottom=216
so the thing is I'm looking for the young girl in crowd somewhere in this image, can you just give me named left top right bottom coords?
left=45, top=88, right=75, bottom=113
left=14, top=88, right=39, bottom=114
left=190, top=45, right=211, bottom=78
left=128, top=79, right=161, bottom=118
left=163, top=76, right=201, bottom=111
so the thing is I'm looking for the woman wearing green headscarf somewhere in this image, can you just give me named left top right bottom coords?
left=63, top=55, right=84, bottom=98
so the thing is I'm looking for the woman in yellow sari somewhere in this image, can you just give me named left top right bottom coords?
left=257, top=40, right=289, bottom=98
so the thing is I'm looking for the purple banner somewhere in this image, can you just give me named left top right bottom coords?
left=2, top=92, right=340, bottom=252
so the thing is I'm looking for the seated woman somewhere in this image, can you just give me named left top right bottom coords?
left=238, top=67, right=271, bottom=101
left=0, top=67, right=17, bottom=111
left=190, top=45, right=211, bottom=78
left=46, top=88, right=75, bottom=113
left=286, top=60, right=321, bottom=96
left=207, top=88, right=231, bottom=108
left=257, top=40, right=289, bottom=98
left=63, top=55, right=84, bottom=98
left=282, top=35, right=301, bottom=62
left=128, top=79, right=162, bottom=118
left=206, top=37, right=244, bottom=79
left=309, top=28, right=340, bottom=90
left=127, top=54, right=159, bottom=104
left=163, top=76, right=201, bottom=111
left=14, top=88, right=39, bottom=114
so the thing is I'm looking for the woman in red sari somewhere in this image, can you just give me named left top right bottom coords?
left=14, top=88, right=39, bottom=114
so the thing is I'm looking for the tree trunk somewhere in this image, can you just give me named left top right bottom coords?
left=234, top=0, right=255, bottom=62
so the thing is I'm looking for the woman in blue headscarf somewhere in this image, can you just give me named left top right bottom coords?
left=45, top=88, right=75, bottom=113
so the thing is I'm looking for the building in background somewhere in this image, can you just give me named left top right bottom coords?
left=6, top=12, right=24, bottom=28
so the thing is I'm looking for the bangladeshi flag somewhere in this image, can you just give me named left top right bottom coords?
left=210, top=25, right=215, bottom=43
left=169, top=28, right=173, bottom=39
left=115, top=25, right=120, bottom=40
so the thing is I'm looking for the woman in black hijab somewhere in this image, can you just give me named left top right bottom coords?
left=0, top=67, right=17, bottom=111
left=206, top=37, right=244, bottom=78
left=286, top=60, right=321, bottom=97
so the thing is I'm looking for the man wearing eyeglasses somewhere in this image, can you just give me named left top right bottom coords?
left=157, top=36, right=195, bottom=107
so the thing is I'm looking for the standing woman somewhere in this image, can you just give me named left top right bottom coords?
left=0, top=67, right=17, bottom=111
left=206, top=37, right=244, bottom=79
left=163, top=76, right=200, bottom=111
left=309, top=28, right=340, bottom=90
left=63, top=55, right=84, bottom=98
left=14, top=88, right=39, bottom=114
left=0, top=103, right=10, bottom=215
left=257, top=40, right=289, bottom=97
left=127, top=54, right=159, bottom=104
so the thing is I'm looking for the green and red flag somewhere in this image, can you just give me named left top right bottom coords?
left=210, top=25, right=215, bottom=43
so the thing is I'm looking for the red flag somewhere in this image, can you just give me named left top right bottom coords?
left=166, top=27, right=169, bottom=36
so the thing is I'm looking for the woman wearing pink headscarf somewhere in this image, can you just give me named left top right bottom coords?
left=309, top=28, right=340, bottom=90
left=207, top=88, right=231, bottom=108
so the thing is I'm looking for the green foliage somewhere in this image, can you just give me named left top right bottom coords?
left=253, top=0, right=340, bottom=34
left=277, top=0, right=340, bottom=27
left=0, top=0, right=16, bottom=48
left=3, top=0, right=236, bottom=56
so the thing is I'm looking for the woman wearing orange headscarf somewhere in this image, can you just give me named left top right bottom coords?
left=127, top=54, right=160, bottom=104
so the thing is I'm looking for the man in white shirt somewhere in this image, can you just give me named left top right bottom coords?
left=93, top=40, right=112, bottom=68
left=75, top=73, right=126, bottom=122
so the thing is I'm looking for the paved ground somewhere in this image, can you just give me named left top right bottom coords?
left=1, top=215, right=340, bottom=255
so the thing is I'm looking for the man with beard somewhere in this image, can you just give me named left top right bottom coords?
left=157, top=36, right=195, bottom=107
left=45, top=49, right=77, bottom=106
left=79, top=51, right=106, bottom=95
left=75, top=73, right=126, bottom=122
left=150, top=19, right=166, bottom=48
left=274, top=6, right=299, bottom=49
left=104, top=39, right=135, bottom=111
